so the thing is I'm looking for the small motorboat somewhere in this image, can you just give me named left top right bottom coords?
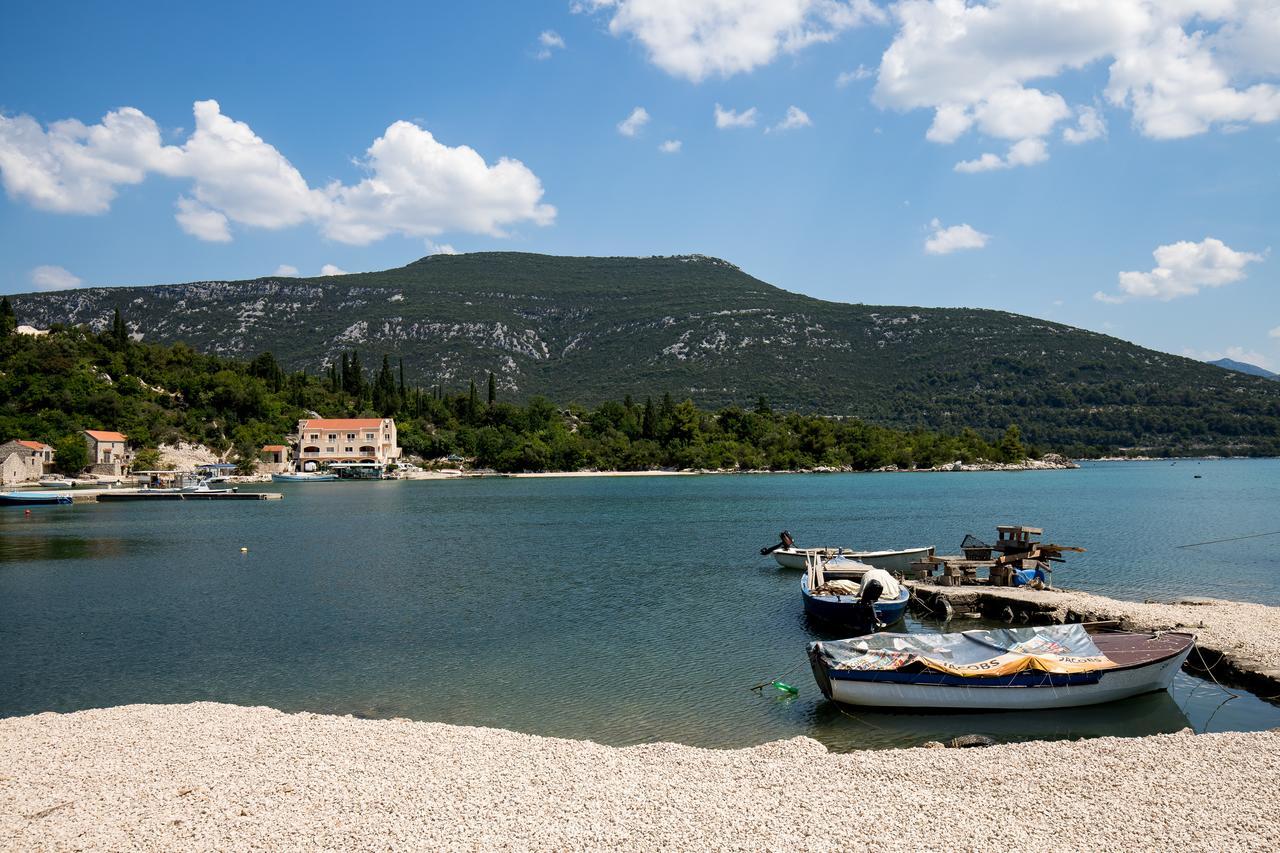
left=0, top=491, right=73, bottom=506
left=272, top=472, right=338, bottom=482
left=807, top=624, right=1195, bottom=710
left=800, top=555, right=910, bottom=631
left=763, top=533, right=934, bottom=572
left=37, top=477, right=76, bottom=489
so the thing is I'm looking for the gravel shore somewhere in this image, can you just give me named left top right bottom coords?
left=3, top=703, right=1278, bottom=851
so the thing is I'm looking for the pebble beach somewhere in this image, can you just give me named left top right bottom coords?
left=2, top=702, right=1278, bottom=851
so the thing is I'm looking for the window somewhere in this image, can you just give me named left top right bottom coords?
left=327, top=433, right=336, bottom=441
left=346, top=433, right=355, bottom=440
left=344, top=447, right=354, bottom=453
left=310, top=433, right=318, bottom=440
left=366, top=433, right=375, bottom=440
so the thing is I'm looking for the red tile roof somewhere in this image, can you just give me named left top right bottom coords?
left=261, top=445, right=287, bottom=452
left=16, top=440, right=52, bottom=451
left=300, top=419, right=387, bottom=430
left=85, top=430, right=127, bottom=442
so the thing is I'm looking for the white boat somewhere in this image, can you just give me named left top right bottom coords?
left=272, top=472, right=338, bottom=482
left=37, top=478, right=75, bottom=489
left=774, top=545, right=935, bottom=572
left=808, top=625, right=1194, bottom=711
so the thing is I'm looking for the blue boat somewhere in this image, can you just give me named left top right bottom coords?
left=271, top=473, right=338, bottom=482
left=800, top=556, right=909, bottom=631
left=0, top=491, right=74, bottom=506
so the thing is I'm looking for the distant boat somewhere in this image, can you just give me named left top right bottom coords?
left=807, top=625, right=1194, bottom=711
left=800, top=556, right=910, bottom=631
left=37, top=477, right=75, bottom=489
left=0, top=491, right=73, bottom=506
left=272, top=472, right=338, bottom=482
left=773, top=545, right=934, bottom=572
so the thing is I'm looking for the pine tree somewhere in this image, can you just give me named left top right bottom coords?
left=0, top=296, right=15, bottom=336
left=487, top=371, right=496, bottom=406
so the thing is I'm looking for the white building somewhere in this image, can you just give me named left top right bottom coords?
left=296, top=418, right=400, bottom=468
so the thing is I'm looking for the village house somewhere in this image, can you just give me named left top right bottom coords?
left=258, top=444, right=292, bottom=475
left=295, top=418, right=400, bottom=469
left=84, top=430, right=131, bottom=476
left=0, top=440, right=54, bottom=485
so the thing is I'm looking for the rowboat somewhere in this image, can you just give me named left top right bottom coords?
left=800, top=555, right=910, bottom=631
left=807, top=625, right=1194, bottom=710
left=0, top=491, right=73, bottom=506
left=773, top=545, right=935, bottom=572
left=272, top=473, right=338, bottom=482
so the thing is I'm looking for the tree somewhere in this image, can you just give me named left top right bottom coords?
left=53, top=435, right=89, bottom=475
left=0, top=296, right=15, bottom=336
left=373, top=354, right=398, bottom=416
left=468, top=379, right=479, bottom=421
left=110, top=307, right=128, bottom=349
left=487, top=371, right=496, bottom=407
left=998, top=424, right=1025, bottom=463
left=398, top=358, right=406, bottom=399
left=755, top=395, right=772, bottom=416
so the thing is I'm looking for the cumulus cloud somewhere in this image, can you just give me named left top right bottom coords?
left=714, top=104, right=758, bottom=129
left=30, top=264, right=82, bottom=290
left=1063, top=106, right=1107, bottom=144
left=617, top=106, right=650, bottom=137
left=955, top=138, right=1048, bottom=173
left=319, top=264, right=348, bottom=276
left=1095, top=237, right=1264, bottom=303
left=576, top=0, right=885, bottom=82
left=836, top=65, right=873, bottom=87
left=273, top=264, right=299, bottom=277
left=424, top=239, right=458, bottom=255
left=874, top=0, right=1280, bottom=167
left=924, top=218, right=990, bottom=254
left=767, top=106, right=813, bottom=133
left=535, top=30, right=566, bottom=59
left=658, top=139, right=682, bottom=153
left=0, top=100, right=555, bottom=245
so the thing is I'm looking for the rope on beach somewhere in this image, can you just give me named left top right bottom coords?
left=1176, top=530, right=1280, bottom=548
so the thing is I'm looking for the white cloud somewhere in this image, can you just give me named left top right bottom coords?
left=617, top=106, right=650, bottom=137
left=767, top=106, right=813, bottom=133
left=535, top=30, right=566, bottom=59
left=955, top=138, right=1048, bottom=173
left=1096, top=237, right=1265, bottom=302
left=658, top=139, right=682, bottom=153
left=424, top=239, right=458, bottom=255
left=924, top=218, right=990, bottom=255
left=1063, top=106, right=1107, bottom=144
left=714, top=104, right=758, bottom=129
left=874, top=0, right=1280, bottom=162
left=0, top=100, right=555, bottom=246
left=319, top=264, right=348, bottom=276
left=273, top=264, right=299, bottom=277
left=836, top=65, right=873, bottom=87
left=577, top=0, right=885, bottom=83
left=30, top=264, right=82, bottom=290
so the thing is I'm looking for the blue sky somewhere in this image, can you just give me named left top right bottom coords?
left=1, top=0, right=1277, bottom=369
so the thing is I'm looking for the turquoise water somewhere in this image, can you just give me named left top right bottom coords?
left=2, top=459, right=1278, bottom=750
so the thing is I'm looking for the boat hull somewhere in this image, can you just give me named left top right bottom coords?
left=800, top=575, right=910, bottom=629
left=808, top=638, right=1192, bottom=710
left=0, top=492, right=73, bottom=506
left=775, top=546, right=934, bottom=572
left=272, top=474, right=338, bottom=482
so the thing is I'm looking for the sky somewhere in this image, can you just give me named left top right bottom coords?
left=1, top=0, right=1277, bottom=369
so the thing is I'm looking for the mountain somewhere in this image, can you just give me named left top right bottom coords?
left=9, top=252, right=1280, bottom=455
left=1208, top=358, right=1279, bottom=380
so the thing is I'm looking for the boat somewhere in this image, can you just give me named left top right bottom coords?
left=800, top=555, right=911, bottom=631
left=272, top=472, right=338, bottom=482
left=807, top=624, right=1195, bottom=710
left=0, top=491, right=73, bottom=506
left=773, top=545, right=935, bottom=572
left=37, top=477, right=75, bottom=489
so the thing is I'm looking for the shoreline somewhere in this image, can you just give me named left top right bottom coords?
left=2, top=702, right=1277, bottom=851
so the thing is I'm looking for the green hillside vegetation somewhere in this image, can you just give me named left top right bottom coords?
left=0, top=302, right=1039, bottom=473
left=9, top=252, right=1280, bottom=456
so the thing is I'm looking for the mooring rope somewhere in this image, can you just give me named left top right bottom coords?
left=1176, top=530, right=1280, bottom=548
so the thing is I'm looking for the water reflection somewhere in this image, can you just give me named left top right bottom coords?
left=0, top=534, right=132, bottom=562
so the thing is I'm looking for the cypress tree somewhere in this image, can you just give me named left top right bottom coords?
left=641, top=397, right=657, bottom=440
left=468, top=378, right=478, bottom=420
left=398, top=358, right=406, bottom=398
left=349, top=351, right=364, bottom=397
left=111, top=307, right=128, bottom=348
left=487, top=371, right=496, bottom=406
left=0, top=296, right=15, bottom=336
left=340, top=353, right=350, bottom=392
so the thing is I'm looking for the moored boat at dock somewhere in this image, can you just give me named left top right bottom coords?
left=807, top=625, right=1194, bottom=710
left=774, top=544, right=935, bottom=572
left=272, top=472, right=338, bottom=482
left=0, top=491, right=74, bottom=506
left=800, top=555, right=910, bottom=630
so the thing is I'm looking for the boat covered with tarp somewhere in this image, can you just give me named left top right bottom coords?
left=808, top=625, right=1194, bottom=710
left=800, top=559, right=910, bottom=630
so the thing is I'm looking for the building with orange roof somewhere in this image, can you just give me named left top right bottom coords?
left=258, top=444, right=292, bottom=474
left=0, top=439, right=55, bottom=484
left=84, top=429, right=131, bottom=476
left=295, top=417, right=399, bottom=470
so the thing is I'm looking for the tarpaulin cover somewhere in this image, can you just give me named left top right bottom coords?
left=819, top=624, right=1116, bottom=677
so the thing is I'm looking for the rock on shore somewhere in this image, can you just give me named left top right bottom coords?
left=2, top=703, right=1277, bottom=851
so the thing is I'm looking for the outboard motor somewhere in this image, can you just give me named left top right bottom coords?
left=853, top=578, right=886, bottom=633
left=859, top=578, right=884, bottom=605
left=759, top=530, right=795, bottom=556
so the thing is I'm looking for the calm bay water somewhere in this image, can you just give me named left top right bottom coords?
left=2, top=459, right=1279, bottom=750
